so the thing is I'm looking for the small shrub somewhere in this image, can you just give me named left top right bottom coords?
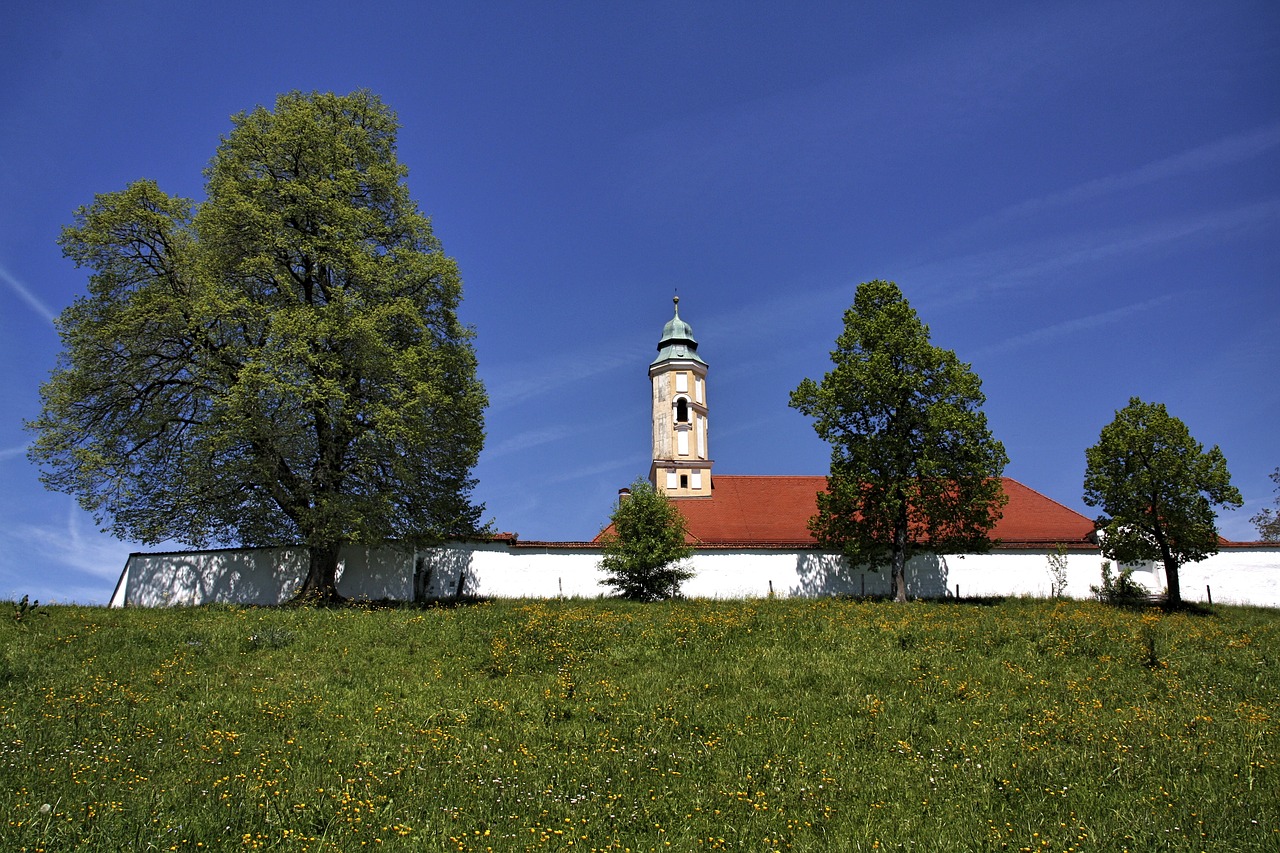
left=1046, top=544, right=1069, bottom=598
left=1091, top=560, right=1146, bottom=605
left=11, top=595, right=49, bottom=624
left=598, top=479, right=694, bottom=601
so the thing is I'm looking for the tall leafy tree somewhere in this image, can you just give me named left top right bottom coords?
left=1083, top=397, right=1241, bottom=608
left=598, top=479, right=694, bottom=601
left=29, top=91, right=487, bottom=603
left=1250, top=468, right=1280, bottom=541
left=789, top=280, right=1008, bottom=602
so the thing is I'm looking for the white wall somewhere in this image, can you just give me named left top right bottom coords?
left=112, top=542, right=1280, bottom=608
left=681, top=548, right=1128, bottom=600
left=421, top=541, right=609, bottom=599
left=114, top=545, right=420, bottom=606
left=116, top=547, right=310, bottom=607
left=1122, top=547, right=1280, bottom=607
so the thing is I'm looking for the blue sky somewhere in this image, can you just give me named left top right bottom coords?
left=2, top=1, right=1277, bottom=603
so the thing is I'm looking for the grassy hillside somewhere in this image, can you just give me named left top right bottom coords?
left=2, top=598, right=1276, bottom=851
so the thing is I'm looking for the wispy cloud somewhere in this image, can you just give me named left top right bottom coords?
left=1024, top=123, right=1278, bottom=216
left=483, top=425, right=577, bottom=460
left=621, top=4, right=1122, bottom=213
left=547, top=456, right=639, bottom=485
left=690, top=194, right=1279, bottom=377
left=910, top=198, right=1280, bottom=306
left=0, top=263, right=57, bottom=324
left=0, top=501, right=136, bottom=602
left=485, top=351, right=636, bottom=412
left=973, top=295, right=1176, bottom=359
left=935, top=123, right=1280, bottom=250
left=0, top=443, right=30, bottom=462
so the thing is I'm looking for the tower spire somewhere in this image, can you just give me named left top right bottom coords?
left=649, top=298, right=712, bottom=496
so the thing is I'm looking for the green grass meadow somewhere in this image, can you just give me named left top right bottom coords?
left=2, top=598, right=1276, bottom=851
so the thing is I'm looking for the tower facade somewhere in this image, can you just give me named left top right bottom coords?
left=649, top=297, right=712, bottom=497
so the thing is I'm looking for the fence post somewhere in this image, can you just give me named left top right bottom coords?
left=1206, top=585, right=1212, bottom=606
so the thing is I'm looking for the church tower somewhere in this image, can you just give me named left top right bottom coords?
left=650, top=297, right=712, bottom=497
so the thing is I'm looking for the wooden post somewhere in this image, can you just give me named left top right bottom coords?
left=1206, top=585, right=1212, bottom=606
left=768, top=579, right=774, bottom=598
left=955, top=583, right=960, bottom=599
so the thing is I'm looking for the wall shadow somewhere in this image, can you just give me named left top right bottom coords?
left=791, top=551, right=950, bottom=599
left=414, top=546, right=478, bottom=602
left=127, top=549, right=306, bottom=606
left=908, top=554, right=949, bottom=599
left=337, top=546, right=415, bottom=601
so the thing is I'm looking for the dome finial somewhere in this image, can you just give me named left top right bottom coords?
left=652, top=293, right=705, bottom=366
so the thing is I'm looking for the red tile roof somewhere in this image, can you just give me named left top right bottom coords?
left=596, top=475, right=1096, bottom=549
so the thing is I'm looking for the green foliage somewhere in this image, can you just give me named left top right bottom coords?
left=1084, top=397, right=1242, bottom=607
left=790, top=280, right=1008, bottom=602
left=1250, top=467, right=1280, bottom=541
left=1, top=600, right=1276, bottom=850
left=28, top=91, right=487, bottom=602
left=1090, top=560, right=1148, bottom=606
left=598, top=479, right=694, bottom=601
left=1046, top=543, right=1070, bottom=598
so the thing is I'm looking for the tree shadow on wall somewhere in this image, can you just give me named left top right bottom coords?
left=336, top=545, right=415, bottom=602
left=414, top=546, right=479, bottom=603
left=128, top=548, right=306, bottom=606
left=792, top=551, right=950, bottom=599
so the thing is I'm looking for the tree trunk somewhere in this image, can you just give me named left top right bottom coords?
left=892, top=518, right=908, bottom=603
left=1155, top=528, right=1181, bottom=609
left=293, top=542, right=345, bottom=604
left=1163, top=555, right=1182, bottom=609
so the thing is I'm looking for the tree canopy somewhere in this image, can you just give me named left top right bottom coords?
left=29, top=90, right=487, bottom=602
left=1250, top=468, right=1280, bottom=541
left=1083, top=397, right=1241, bottom=608
left=598, top=479, right=694, bottom=601
left=789, top=280, right=1008, bottom=602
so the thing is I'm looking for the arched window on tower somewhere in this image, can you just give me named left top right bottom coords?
left=675, top=398, right=689, bottom=423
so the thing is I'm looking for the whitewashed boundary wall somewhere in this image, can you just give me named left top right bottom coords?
left=110, top=541, right=611, bottom=607
left=111, top=541, right=1280, bottom=608
left=1125, top=546, right=1280, bottom=607
left=112, top=545, right=413, bottom=607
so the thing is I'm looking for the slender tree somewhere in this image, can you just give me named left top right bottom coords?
left=29, top=91, right=487, bottom=603
left=1250, top=468, right=1280, bottom=541
left=598, top=479, right=694, bottom=601
left=790, top=280, right=1008, bottom=602
left=1083, top=397, right=1241, bottom=608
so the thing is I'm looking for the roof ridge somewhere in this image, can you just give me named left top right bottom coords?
left=713, top=473, right=827, bottom=480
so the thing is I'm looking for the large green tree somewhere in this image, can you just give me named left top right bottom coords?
left=29, top=91, right=487, bottom=603
left=1250, top=468, right=1280, bottom=541
left=789, top=280, right=1008, bottom=602
left=598, top=479, right=694, bottom=601
left=1083, top=398, right=1241, bottom=607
